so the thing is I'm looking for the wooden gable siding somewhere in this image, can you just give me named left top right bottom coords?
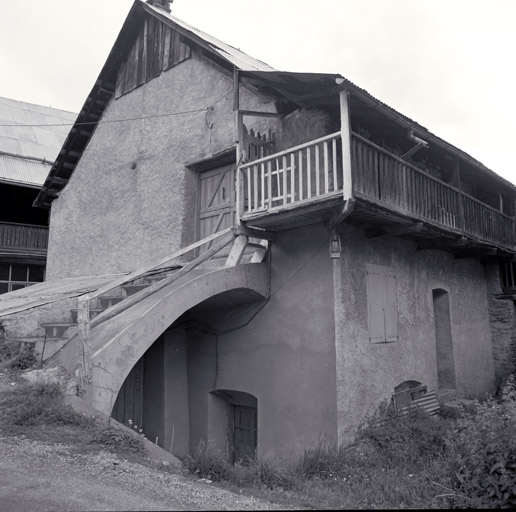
left=115, top=16, right=192, bottom=98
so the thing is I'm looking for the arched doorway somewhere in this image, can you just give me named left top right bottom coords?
left=210, top=390, right=257, bottom=464
left=432, top=289, right=456, bottom=389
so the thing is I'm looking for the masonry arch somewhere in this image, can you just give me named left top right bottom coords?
left=88, top=264, right=268, bottom=418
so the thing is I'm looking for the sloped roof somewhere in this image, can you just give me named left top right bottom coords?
left=0, top=97, right=76, bottom=187
left=144, top=2, right=275, bottom=72
left=34, top=0, right=515, bottom=206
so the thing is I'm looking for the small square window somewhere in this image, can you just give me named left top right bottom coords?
left=29, top=265, right=45, bottom=282
left=11, top=264, right=28, bottom=282
left=0, top=264, right=10, bottom=281
left=0, top=282, right=8, bottom=294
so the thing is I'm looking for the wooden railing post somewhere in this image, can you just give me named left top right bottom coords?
left=339, top=90, right=354, bottom=201
left=453, top=159, right=466, bottom=230
left=77, top=295, right=92, bottom=401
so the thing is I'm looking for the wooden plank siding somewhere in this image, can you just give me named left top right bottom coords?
left=115, top=16, right=192, bottom=98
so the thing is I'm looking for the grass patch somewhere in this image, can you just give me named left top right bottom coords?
left=183, top=382, right=516, bottom=509
left=0, top=378, right=147, bottom=462
left=0, top=381, right=88, bottom=427
left=2, top=371, right=516, bottom=509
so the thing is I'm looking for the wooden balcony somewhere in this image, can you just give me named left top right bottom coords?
left=238, top=132, right=516, bottom=255
left=0, top=222, right=48, bottom=256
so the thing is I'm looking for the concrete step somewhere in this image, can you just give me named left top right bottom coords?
left=5, top=336, right=45, bottom=346
left=40, top=323, right=76, bottom=339
left=122, top=283, right=150, bottom=296
left=98, top=295, right=125, bottom=309
left=70, top=307, right=104, bottom=323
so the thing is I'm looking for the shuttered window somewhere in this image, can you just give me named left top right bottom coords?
left=366, top=264, right=399, bottom=343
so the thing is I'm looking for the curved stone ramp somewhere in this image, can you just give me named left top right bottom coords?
left=83, top=263, right=268, bottom=416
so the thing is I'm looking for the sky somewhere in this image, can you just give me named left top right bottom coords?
left=1, top=0, right=515, bottom=183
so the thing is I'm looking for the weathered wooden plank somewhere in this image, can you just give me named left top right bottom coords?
left=163, top=26, right=171, bottom=69
left=282, top=155, right=288, bottom=205
left=91, top=232, right=236, bottom=328
left=225, top=235, right=248, bottom=267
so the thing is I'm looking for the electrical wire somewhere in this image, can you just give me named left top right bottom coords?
left=0, top=90, right=233, bottom=129
left=0, top=107, right=210, bottom=129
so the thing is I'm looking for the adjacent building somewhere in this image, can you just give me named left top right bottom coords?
left=0, top=97, right=75, bottom=294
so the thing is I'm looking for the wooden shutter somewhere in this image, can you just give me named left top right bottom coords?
left=366, top=264, right=399, bottom=343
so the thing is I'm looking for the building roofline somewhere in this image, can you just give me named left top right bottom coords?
left=34, top=0, right=515, bottom=208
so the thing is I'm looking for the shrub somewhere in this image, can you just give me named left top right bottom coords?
left=445, top=380, right=516, bottom=508
left=8, top=345, right=37, bottom=370
left=296, top=439, right=350, bottom=480
left=94, top=427, right=144, bottom=455
left=0, top=341, right=15, bottom=364
left=0, top=381, right=87, bottom=427
left=250, top=453, right=298, bottom=490
left=184, top=440, right=233, bottom=482
left=358, top=404, right=450, bottom=469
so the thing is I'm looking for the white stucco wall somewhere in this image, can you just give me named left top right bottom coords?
left=46, top=53, right=276, bottom=279
left=334, top=223, right=496, bottom=444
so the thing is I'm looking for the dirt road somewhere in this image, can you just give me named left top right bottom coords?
left=0, top=435, right=289, bottom=511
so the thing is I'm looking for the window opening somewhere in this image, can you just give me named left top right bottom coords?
left=0, top=263, right=45, bottom=295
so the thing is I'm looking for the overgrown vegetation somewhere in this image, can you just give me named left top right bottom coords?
left=0, top=381, right=89, bottom=427
left=0, top=337, right=38, bottom=371
left=0, top=378, right=145, bottom=457
left=2, top=362, right=516, bottom=508
left=185, top=377, right=516, bottom=509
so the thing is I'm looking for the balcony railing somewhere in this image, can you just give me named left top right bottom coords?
left=238, top=131, right=515, bottom=251
left=239, top=132, right=343, bottom=214
left=0, top=222, right=48, bottom=252
left=352, top=134, right=515, bottom=248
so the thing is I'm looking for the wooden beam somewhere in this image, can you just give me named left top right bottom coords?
left=417, top=236, right=467, bottom=251
left=366, top=222, right=424, bottom=239
left=495, top=293, right=516, bottom=301
left=239, top=110, right=283, bottom=118
left=327, top=198, right=356, bottom=230
left=454, top=247, right=498, bottom=259
left=91, top=232, right=235, bottom=329
left=339, top=90, right=353, bottom=201
left=225, top=235, right=248, bottom=267
left=233, top=224, right=276, bottom=241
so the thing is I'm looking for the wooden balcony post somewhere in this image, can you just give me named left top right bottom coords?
left=233, top=67, right=244, bottom=222
left=453, top=159, right=466, bottom=230
left=339, top=90, right=353, bottom=200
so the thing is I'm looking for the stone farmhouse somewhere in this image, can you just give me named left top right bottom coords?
left=1, top=0, right=516, bottom=462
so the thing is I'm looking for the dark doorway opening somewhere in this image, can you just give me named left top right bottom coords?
left=432, top=289, right=456, bottom=389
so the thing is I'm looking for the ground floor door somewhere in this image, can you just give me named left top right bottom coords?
left=111, top=358, right=144, bottom=428
left=232, top=405, right=257, bottom=464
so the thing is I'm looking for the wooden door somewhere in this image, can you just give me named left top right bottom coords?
left=111, top=357, right=144, bottom=427
left=233, top=405, right=257, bottom=463
left=198, top=165, right=235, bottom=251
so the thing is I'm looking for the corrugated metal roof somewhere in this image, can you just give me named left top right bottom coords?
left=0, top=154, right=52, bottom=187
left=144, top=1, right=276, bottom=72
left=0, top=97, right=76, bottom=187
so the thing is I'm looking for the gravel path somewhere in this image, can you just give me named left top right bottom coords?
left=0, top=435, right=291, bottom=511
